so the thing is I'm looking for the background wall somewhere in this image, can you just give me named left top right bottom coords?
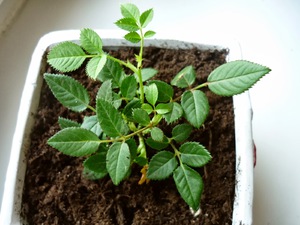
left=0, top=0, right=299, bottom=224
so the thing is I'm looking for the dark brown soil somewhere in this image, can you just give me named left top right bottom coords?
left=21, top=46, right=235, bottom=225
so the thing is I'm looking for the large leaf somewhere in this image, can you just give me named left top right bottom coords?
left=171, top=65, right=196, bottom=88
left=106, top=142, right=131, bottom=185
left=115, top=18, right=139, bottom=32
left=47, top=41, right=86, bottom=72
left=96, top=98, right=129, bottom=137
left=147, top=151, right=178, bottom=180
left=80, top=28, right=103, bottom=54
left=145, top=83, right=158, bottom=106
left=83, top=151, right=107, bottom=180
left=120, top=75, right=137, bottom=100
left=181, top=90, right=209, bottom=128
left=124, top=32, right=141, bottom=43
left=44, top=73, right=89, bottom=112
left=173, top=164, right=203, bottom=211
left=150, top=127, right=164, bottom=142
left=208, top=60, right=271, bottom=96
left=132, top=108, right=150, bottom=126
left=86, top=55, right=107, bottom=79
left=47, top=127, right=100, bottom=157
left=96, top=79, right=113, bottom=102
left=180, top=142, right=212, bottom=167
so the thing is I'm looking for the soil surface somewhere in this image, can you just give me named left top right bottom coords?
left=21, top=46, right=235, bottom=225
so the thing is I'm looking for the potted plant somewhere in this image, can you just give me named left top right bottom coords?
left=0, top=3, right=270, bottom=225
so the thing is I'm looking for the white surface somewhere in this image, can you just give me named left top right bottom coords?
left=0, top=0, right=299, bottom=224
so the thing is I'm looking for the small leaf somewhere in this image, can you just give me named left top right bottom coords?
left=124, top=32, right=141, bottom=43
left=123, top=98, right=142, bottom=120
left=58, top=117, right=80, bottom=129
left=145, top=83, right=158, bottom=106
left=120, top=3, right=140, bottom=21
left=155, top=103, right=172, bottom=115
left=106, top=142, right=131, bottom=185
left=172, top=123, right=193, bottom=143
left=97, top=79, right=113, bottom=102
left=140, top=8, right=154, bottom=28
left=181, top=90, right=209, bottom=128
left=120, top=75, right=137, bottom=100
left=83, top=151, right=107, bottom=180
left=208, top=60, right=271, bottom=96
left=148, top=80, right=173, bottom=102
left=147, top=151, right=178, bottom=180
left=173, top=164, right=203, bottom=211
left=134, top=68, right=158, bottom=82
left=115, top=18, right=139, bottom=32
left=126, top=138, right=138, bottom=160
left=132, top=108, right=150, bottom=126
left=47, top=41, right=86, bottom=72
left=96, top=98, right=129, bottom=137
left=163, top=102, right=183, bottom=124
left=44, top=73, right=89, bottom=112
left=180, top=142, right=212, bottom=167
left=144, top=30, right=156, bottom=38
left=151, top=127, right=164, bottom=142
left=80, top=28, right=103, bottom=54
left=171, top=65, right=196, bottom=88
left=86, top=54, right=107, bottom=79
left=47, top=127, right=100, bottom=157
left=97, top=58, right=125, bottom=88
left=81, top=115, right=102, bottom=136
left=146, top=137, right=169, bottom=150
left=141, top=103, right=153, bottom=114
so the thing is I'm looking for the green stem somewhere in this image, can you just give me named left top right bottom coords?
left=172, top=82, right=209, bottom=103
left=136, top=28, right=145, bottom=103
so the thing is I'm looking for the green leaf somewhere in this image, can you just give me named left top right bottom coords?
left=81, top=115, right=102, bottom=136
left=124, top=32, right=141, bottom=43
left=172, top=123, right=193, bottom=143
left=208, top=60, right=271, bottom=96
left=123, top=98, right=142, bottom=120
left=58, top=117, right=80, bottom=129
left=96, top=98, right=129, bottom=137
left=83, top=151, right=107, bottom=180
left=148, top=80, right=173, bottom=102
left=163, top=102, right=183, bottom=124
left=80, top=28, right=103, bottom=54
left=126, top=138, right=138, bottom=160
left=145, top=83, right=158, bottom=106
left=97, top=79, right=113, bottom=102
left=146, top=137, right=169, bottom=150
left=97, top=58, right=124, bottom=88
left=120, top=3, right=140, bottom=21
left=47, top=41, right=86, bottom=72
left=132, top=108, right=150, bottom=126
left=155, top=103, right=172, bottom=115
left=171, top=65, right=196, bottom=88
left=144, top=30, right=156, bottom=38
left=106, top=142, right=131, bottom=185
left=134, top=68, right=158, bottom=82
left=47, top=127, right=100, bottom=157
left=173, top=164, right=203, bottom=211
left=140, top=8, right=154, bottom=28
left=44, top=73, right=89, bottom=112
left=151, top=127, right=164, bottom=142
left=120, top=75, right=137, bottom=100
left=181, top=90, right=209, bottom=128
left=180, top=142, right=211, bottom=167
left=115, top=18, right=139, bottom=32
left=86, top=54, right=107, bottom=79
left=147, top=151, right=178, bottom=180
left=141, top=103, right=153, bottom=114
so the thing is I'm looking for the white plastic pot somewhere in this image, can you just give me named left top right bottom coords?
left=0, top=30, right=254, bottom=225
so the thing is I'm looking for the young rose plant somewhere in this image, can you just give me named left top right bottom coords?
left=44, top=3, right=270, bottom=211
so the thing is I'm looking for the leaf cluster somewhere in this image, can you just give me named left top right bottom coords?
left=44, top=3, right=271, bottom=211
